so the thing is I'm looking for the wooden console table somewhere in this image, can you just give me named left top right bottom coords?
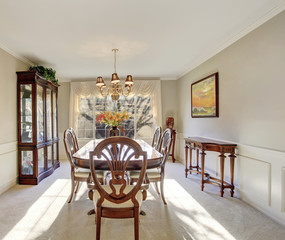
left=184, top=137, right=237, bottom=197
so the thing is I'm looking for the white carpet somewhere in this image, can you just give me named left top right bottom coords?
left=0, top=160, right=284, bottom=240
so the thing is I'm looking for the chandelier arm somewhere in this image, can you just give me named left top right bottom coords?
left=99, top=86, right=109, bottom=98
left=120, top=85, right=132, bottom=97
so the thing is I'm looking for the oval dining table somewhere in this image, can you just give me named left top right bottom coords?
left=72, top=138, right=163, bottom=215
left=72, top=139, right=163, bottom=170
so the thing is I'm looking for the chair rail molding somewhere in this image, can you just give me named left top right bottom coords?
left=0, top=141, right=17, bottom=156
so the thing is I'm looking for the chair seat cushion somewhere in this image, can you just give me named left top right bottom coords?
left=93, top=185, right=143, bottom=208
left=74, top=171, right=90, bottom=178
left=130, top=168, right=161, bottom=179
left=75, top=170, right=104, bottom=179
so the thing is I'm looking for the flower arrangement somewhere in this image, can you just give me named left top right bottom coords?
left=96, top=110, right=129, bottom=127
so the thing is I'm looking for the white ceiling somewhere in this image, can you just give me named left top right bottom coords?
left=0, top=0, right=284, bottom=81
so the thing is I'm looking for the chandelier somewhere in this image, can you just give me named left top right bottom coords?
left=96, top=48, right=134, bottom=101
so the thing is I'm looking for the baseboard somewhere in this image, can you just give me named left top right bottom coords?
left=240, top=191, right=285, bottom=227
left=0, top=177, right=17, bottom=195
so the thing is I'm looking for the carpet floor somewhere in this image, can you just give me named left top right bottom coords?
left=0, top=160, right=284, bottom=240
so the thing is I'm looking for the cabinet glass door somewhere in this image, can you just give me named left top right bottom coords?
left=20, top=84, right=33, bottom=143
left=21, top=150, right=33, bottom=175
left=53, top=92, right=57, bottom=139
left=38, top=147, right=45, bottom=174
left=53, top=143, right=58, bottom=165
left=37, top=85, right=44, bottom=142
left=47, top=145, right=52, bottom=169
left=46, top=88, right=52, bottom=140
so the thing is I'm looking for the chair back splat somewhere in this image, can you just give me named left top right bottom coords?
left=159, top=128, right=172, bottom=167
left=70, top=128, right=79, bottom=151
left=89, top=136, right=147, bottom=240
left=64, top=129, right=77, bottom=168
left=152, top=126, right=162, bottom=150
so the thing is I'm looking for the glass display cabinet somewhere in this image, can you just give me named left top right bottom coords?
left=17, top=71, right=60, bottom=184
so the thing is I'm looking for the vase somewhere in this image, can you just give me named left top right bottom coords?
left=166, top=117, right=174, bottom=129
left=110, top=126, right=120, bottom=137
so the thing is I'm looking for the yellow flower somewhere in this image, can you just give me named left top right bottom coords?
left=115, top=112, right=121, bottom=119
left=97, top=110, right=130, bottom=127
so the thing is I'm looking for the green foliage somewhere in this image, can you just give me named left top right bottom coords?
left=29, top=65, right=58, bottom=85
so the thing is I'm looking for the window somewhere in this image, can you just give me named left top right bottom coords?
left=77, top=95, right=153, bottom=139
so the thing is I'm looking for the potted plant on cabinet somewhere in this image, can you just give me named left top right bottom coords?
left=29, top=65, right=58, bottom=85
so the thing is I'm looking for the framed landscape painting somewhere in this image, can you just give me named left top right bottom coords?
left=191, top=72, right=219, bottom=118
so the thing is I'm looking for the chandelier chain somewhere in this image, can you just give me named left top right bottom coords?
left=112, top=48, right=119, bottom=73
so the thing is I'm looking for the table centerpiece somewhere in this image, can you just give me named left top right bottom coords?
left=97, top=110, right=129, bottom=137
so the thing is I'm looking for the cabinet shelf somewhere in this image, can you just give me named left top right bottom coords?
left=17, top=71, right=60, bottom=185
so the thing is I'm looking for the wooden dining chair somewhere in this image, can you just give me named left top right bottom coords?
left=64, top=128, right=103, bottom=203
left=89, top=136, right=148, bottom=240
left=130, top=128, right=172, bottom=205
left=152, top=126, right=162, bottom=150
left=106, top=126, right=126, bottom=137
left=70, top=127, right=79, bottom=150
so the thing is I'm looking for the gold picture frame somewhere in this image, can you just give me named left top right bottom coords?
left=191, top=72, right=219, bottom=118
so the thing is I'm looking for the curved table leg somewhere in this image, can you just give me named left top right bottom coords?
left=87, top=209, right=96, bottom=215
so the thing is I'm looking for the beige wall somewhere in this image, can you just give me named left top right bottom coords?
left=0, top=48, right=29, bottom=194
left=58, top=82, right=70, bottom=160
left=161, top=80, right=177, bottom=129
left=176, top=10, right=285, bottom=225
left=177, top=10, right=285, bottom=151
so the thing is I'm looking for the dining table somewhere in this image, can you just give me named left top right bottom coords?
left=72, top=138, right=163, bottom=170
left=72, top=138, right=163, bottom=215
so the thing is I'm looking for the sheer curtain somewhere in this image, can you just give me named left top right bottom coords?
left=69, top=80, right=162, bottom=142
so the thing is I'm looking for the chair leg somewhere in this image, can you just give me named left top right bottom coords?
left=160, top=179, right=167, bottom=205
left=88, top=189, right=94, bottom=200
left=154, top=182, right=160, bottom=195
left=96, top=207, right=101, bottom=240
left=134, top=207, right=139, bottom=240
left=99, top=177, right=103, bottom=185
left=68, top=175, right=75, bottom=203
left=74, top=181, right=80, bottom=193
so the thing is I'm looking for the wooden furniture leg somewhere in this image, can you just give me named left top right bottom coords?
left=154, top=182, right=160, bottom=195
left=134, top=207, right=139, bottom=240
left=158, top=167, right=167, bottom=205
left=185, top=145, right=189, bottom=178
left=88, top=189, right=93, bottom=200
left=88, top=209, right=96, bottom=215
left=219, top=153, right=225, bottom=197
left=68, top=175, right=75, bottom=203
left=74, top=181, right=80, bottom=193
left=189, top=146, right=192, bottom=174
left=171, top=130, right=176, bottom=162
left=196, top=148, right=199, bottom=174
left=96, top=207, right=101, bottom=240
left=229, top=151, right=236, bottom=197
left=200, top=150, right=206, bottom=191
